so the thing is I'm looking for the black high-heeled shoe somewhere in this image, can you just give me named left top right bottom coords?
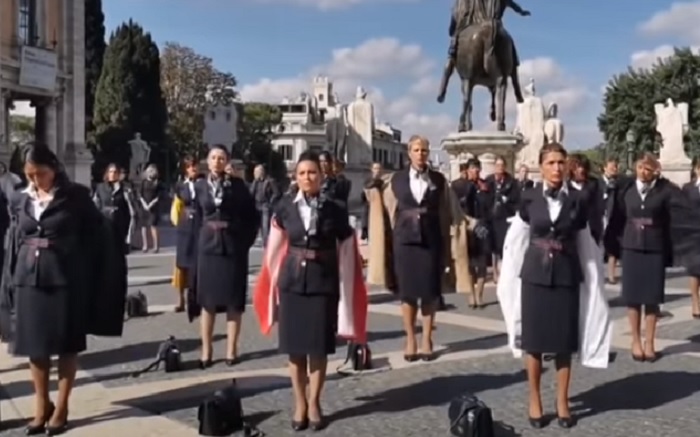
left=291, top=418, right=308, bottom=431
left=555, top=403, right=576, bottom=429
left=528, top=416, right=547, bottom=429
left=198, top=359, right=213, bottom=370
left=309, top=416, right=326, bottom=431
left=45, top=421, right=69, bottom=436
left=25, top=403, right=55, bottom=435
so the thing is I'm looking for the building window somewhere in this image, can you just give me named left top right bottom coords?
left=225, top=112, right=231, bottom=122
left=318, top=94, right=324, bottom=101
left=18, top=0, right=38, bottom=46
left=309, top=145, right=324, bottom=154
left=210, top=111, right=216, bottom=120
left=278, top=144, right=294, bottom=161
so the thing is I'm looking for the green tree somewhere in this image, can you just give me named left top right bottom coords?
left=84, top=0, right=106, bottom=143
left=9, top=115, right=35, bottom=146
left=599, top=47, right=700, bottom=160
left=160, top=42, right=237, bottom=162
left=92, top=20, right=168, bottom=181
left=235, top=102, right=286, bottom=180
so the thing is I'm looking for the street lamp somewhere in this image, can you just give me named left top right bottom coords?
left=625, top=129, right=635, bottom=175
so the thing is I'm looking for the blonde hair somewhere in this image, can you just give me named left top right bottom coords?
left=407, top=134, right=430, bottom=149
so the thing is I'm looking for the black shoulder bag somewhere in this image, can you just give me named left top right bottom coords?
left=448, top=393, right=495, bottom=437
left=131, top=336, right=182, bottom=377
left=198, top=380, right=265, bottom=436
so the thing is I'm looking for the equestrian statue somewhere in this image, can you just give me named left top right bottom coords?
left=437, top=0, right=529, bottom=132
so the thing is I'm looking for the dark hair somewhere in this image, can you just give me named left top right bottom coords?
left=318, top=151, right=333, bottom=162
left=297, top=150, right=321, bottom=168
left=466, top=158, right=481, bottom=169
left=182, top=155, right=196, bottom=168
left=568, top=153, right=591, bottom=177
left=103, top=162, right=119, bottom=181
left=208, top=144, right=230, bottom=157
left=605, top=157, right=618, bottom=164
left=494, top=155, right=507, bottom=165
left=538, top=142, right=567, bottom=164
left=22, top=142, right=69, bottom=186
left=459, top=163, right=469, bottom=172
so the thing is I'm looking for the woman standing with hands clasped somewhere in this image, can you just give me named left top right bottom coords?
left=497, top=142, right=611, bottom=430
left=192, top=145, right=259, bottom=368
left=254, top=151, right=367, bottom=432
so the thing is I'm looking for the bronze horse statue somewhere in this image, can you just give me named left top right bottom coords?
left=437, top=0, right=529, bottom=132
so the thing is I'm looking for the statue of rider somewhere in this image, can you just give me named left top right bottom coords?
left=437, top=0, right=530, bottom=103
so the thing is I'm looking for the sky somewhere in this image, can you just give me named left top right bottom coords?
left=13, top=0, right=696, bottom=151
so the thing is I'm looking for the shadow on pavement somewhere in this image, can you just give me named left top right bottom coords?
left=328, top=370, right=531, bottom=422
left=571, top=371, right=700, bottom=420
left=114, top=375, right=289, bottom=415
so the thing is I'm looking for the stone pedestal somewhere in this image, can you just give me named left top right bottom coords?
left=343, top=163, right=370, bottom=214
left=661, top=162, right=692, bottom=187
left=441, top=131, right=524, bottom=180
left=63, top=146, right=92, bottom=186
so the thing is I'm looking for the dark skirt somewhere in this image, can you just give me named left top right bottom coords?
left=278, top=292, right=338, bottom=356
left=491, top=219, right=510, bottom=257
left=603, top=229, right=621, bottom=260
left=468, top=231, right=492, bottom=279
left=393, top=240, right=442, bottom=302
left=13, top=286, right=87, bottom=358
left=621, top=249, right=665, bottom=305
left=520, top=282, right=579, bottom=354
left=141, top=208, right=160, bottom=227
left=196, top=252, right=249, bottom=312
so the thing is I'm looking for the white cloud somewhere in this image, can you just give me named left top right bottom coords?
left=638, top=1, right=700, bottom=41
left=240, top=39, right=589, bottom=149
left=249, top=0, right=417, bottom=11
left=630, top=45, right=675, bottom=69
left=9, top=101, right=35, bottom=117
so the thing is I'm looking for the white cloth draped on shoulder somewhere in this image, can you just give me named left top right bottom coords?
left=496, top=215, right=612, bottom=368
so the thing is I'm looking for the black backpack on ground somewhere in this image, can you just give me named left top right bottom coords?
left=448, top=393, right=495, bottom=437
left=198, top=380, right=265, bottom=436
left=131, top=336, right=182, bottom=377
left=125, top=291, right=148, bottom=319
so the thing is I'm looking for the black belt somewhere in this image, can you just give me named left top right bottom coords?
left=288, top=247, right=335, bottom=260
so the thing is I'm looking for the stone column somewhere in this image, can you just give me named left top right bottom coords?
left=45, top=99, right=58, bottom=153
left=0, top=90, right=7, bottom=149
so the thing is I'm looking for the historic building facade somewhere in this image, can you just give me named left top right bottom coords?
left=270, top=76, right=406, bottom=171
left=0, top=0, right=90, bottom=183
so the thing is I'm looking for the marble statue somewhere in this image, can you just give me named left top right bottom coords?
left=345, top=86, right=374, bottom=165
left=655, top=98, right=690, bottom=165
left=513, top=78, right=546, bottom=167
left=543, top=102, right=564, bottom=144
left=128, top=133, right=151, bottom=178
left=326, top=105, right=348, bottom=161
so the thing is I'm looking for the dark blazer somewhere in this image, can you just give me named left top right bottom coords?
left=393, top=169, right=447, bottom=246
left=486, top=173, right=518, bottom=220
left=517, top=179, right=535, bottom=193
left=571, top=177, right=604, bottom=244
left=274, top=194, right=353, bottom=296
left=519, top=186, right=588, bottom=287
left=335, top=174, right=352, bottom=205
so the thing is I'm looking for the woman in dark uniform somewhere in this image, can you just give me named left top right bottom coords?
left=682, top=159, right=700, bottom=318
left=193, top=145, right=259, bottom=368
left=170, top=156, right=202, bottom=312
left=318, top=151, right=340, bottom=202
left=612, top=154, right=676, bottom=362
left=460, top=159, right=493, bottom=308
left=6, top=144, right=124, bottom=435
left=138, top=164, right=164, bottom=252
left=567, top=153, right=604, bottom=245
left=93, top=163, right=131, bottom=254
left=486, top=155, right=518, bottom=283
left=272, top=151, right=354, bottom=431
left=518, top=143, right=587, bottom=429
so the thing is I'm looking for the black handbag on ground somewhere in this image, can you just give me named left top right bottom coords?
left=448, top=393, right=495, bottom=437
left=198, top=380, right=265, bottom=436
left=337, top=342, right=372, bottom=375
left=125, top=291, right=148, bottom=319
left=131, top=336, right=182, bottom=377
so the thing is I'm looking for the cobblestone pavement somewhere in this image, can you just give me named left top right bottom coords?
left=1, top=244, right=699, bottom=436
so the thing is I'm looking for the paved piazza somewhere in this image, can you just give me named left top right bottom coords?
left=1, top=229, right=700, bottom=436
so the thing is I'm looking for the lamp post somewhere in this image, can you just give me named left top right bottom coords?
left=625, top=129, right=635, bottom=175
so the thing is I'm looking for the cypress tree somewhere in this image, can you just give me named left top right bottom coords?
left=93, top=20, right=168, bottom=176
left=84, top=0, right=105, bottom=142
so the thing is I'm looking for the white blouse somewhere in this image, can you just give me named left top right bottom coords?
left=23, top=185, right=55, bottom=221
